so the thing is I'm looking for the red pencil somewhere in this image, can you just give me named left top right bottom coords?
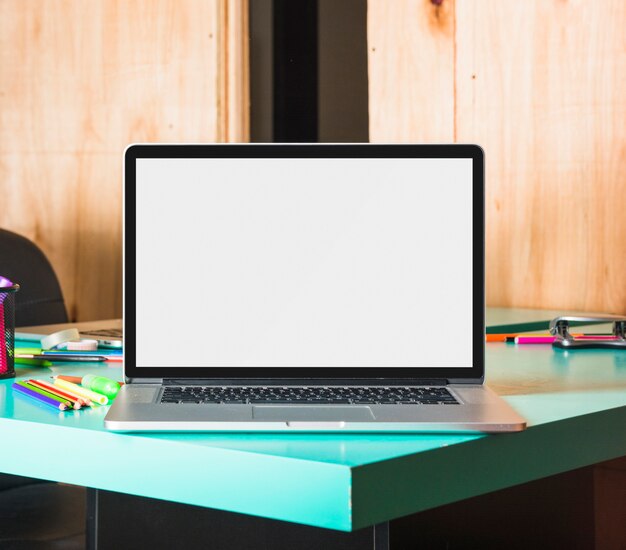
left=33, top=379, right=92, bottom=406
left=28, top=379, right=85, bottom=409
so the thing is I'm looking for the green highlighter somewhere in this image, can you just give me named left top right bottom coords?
left=15, top=347, right=42, bottom=355
left=81, top=375, right=120, bottom=400
left=14, top=357, right=53, bottom=368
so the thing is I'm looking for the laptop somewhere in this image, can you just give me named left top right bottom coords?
left=104, top=144, right=526, bottom=433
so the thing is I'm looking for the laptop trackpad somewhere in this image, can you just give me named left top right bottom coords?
left=252, top=406, right=375, bottom=421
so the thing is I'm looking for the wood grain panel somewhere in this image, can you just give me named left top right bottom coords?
left=368, top=0, right=456, bottom=142
left=455, top=0, right=626, bottom=314
left=368, top=0, right=626, bottom=314
left=222, top=0, right=250, bottom=142
left=0, top=0, right=249, bottom=321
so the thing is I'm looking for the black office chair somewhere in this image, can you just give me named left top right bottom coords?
left=0, top=229, right=68, bottom=327
left=0, top=229, right=84, bottom=549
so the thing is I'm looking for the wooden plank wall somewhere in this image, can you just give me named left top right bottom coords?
left=368, top=0, right=626, bottom=314
left=0, top=0, right=249, bottom=321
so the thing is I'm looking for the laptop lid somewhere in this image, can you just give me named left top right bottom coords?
left=124, top=144, right=484, bottom=384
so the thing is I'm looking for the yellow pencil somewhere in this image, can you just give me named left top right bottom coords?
left=54, top=378, right=109, bottom=405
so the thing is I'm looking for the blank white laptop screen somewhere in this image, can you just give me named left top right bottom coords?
left=134, top=158, right=473, bottom=368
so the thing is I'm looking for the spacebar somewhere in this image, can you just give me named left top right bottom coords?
left=251, top=399, right=351, bottom=404
left=250, top=400, right=300, bottom=404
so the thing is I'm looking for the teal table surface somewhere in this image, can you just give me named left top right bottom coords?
left=2, top=309, right=626, bottom=531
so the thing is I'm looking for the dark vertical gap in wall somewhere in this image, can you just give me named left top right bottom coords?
left=249, top=0, right=273, bottom=142
left=318, top=0, right=369, bottom=142
left=250, top=0, right=369, bottom=143
left=272, top=0, right=318, bottom=142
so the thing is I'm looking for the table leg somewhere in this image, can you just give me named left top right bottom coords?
left=86, top=488, right=98, bottom=550
left=88, top=489, right=374, bottom=549
left=373, top=522, right=389, bottom=550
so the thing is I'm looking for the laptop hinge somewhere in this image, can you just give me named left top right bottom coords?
left=162, top=378, right=450, bottom=386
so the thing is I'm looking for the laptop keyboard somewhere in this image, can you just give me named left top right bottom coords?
left=160, top=386, right=459, bottom=405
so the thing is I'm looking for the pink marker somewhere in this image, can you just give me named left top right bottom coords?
left=0, top=275, right=14, bottom=376
left=514, top=336, right=556, bottom=344
left=0, top=303, right=6, bottom=375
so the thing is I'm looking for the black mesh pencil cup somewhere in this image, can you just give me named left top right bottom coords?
left=0, top=278, right=19, bottom=379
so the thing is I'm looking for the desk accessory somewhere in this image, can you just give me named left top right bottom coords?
left=42, top=349, right=123, bottom=355
left=550, top=316, right=626, bottom=350
left=12, top=381, right=70, bottom=411
left=80, top=374, right=120, bottom=399
left=514, top=335, right=617, bottom=345
left=55, top=374, right=124, bottom=387
left=32, top=378, right=91, bottom=406
left=11, top=376, right=116, bottom=411
left=39, top=328, right=99, bottom=351
left=14, top=380, right=75, bottom=409
left=14, top=357, right=53, bottom=368
left=53, top=378, right=109, bottom=405
left=15, top=322, right=123, bottom=350
left=62, top=339, right=99, bottom=351
left=0, top=276, right=19, bottom=379
left=485, top=333, right=580, bottom=342
left=51, top=375, right=120, bottom=399
left=16, top=353, right=108, bottom=362
left=39, top=328, right=81, bottom=350
left=26, top=380, right=82, bottom=409
left=42, top=351, right=123, bottom=362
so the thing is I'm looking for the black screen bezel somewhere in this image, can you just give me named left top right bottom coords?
left=124, top=144, right=485, bottom=382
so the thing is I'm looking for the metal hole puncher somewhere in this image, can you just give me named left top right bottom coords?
left=550, top=315, right=626, bottom=350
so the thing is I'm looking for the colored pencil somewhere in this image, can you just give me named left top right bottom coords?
left=37, top=379, right=91, bottom=406
left=45, top=382, right=93, bottom=407
left=487, top=333, right=591, bottom=343
left=42, top=351, right=123, bottom=362
left=13, top=382, right=69, bottom=411
left=14, top=347, right=42, bottom=354
left=17, top=354, right=107, bottom=363
left=44, top=378, right=93, bottom=405
left=53, top=374, right=124, bottom=387
left=27, top=380, right=82, bottom=410
left=28, top=379, right=87, bottom=408
left=486, top=334, right=521, bottom=342
left=488, top=333, right=606, bottom=343
left=53, top=378, right=109, bottom=405
left=14, top=357, right=53, bottom=367
left=16, top=380, right=74, bottom=409
left=53, top=375, right=82, bottom=384
left=41, top=349, right=123, bottom=356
